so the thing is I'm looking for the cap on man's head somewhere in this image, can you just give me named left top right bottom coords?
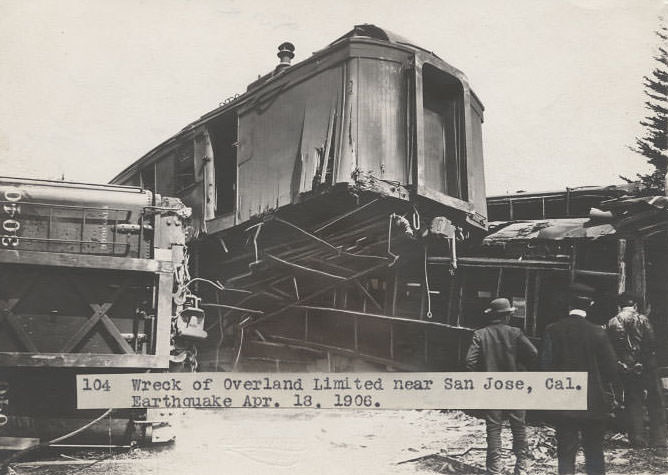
left=484, top=298, right=515, bottom=316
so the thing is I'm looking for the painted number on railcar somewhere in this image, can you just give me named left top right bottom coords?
left=1, top=188, right=21, bottom=247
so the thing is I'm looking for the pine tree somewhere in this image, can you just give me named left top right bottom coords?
left=630, top=21, right=668, bottom=194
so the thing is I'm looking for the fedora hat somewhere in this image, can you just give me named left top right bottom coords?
left=484, top=298, right=515, bottom=315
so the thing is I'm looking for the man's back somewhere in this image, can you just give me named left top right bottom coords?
left=607, top=307, right=655, bottom=368
left=542, top=315, right=617, bottom=419
left=466, top=322, right=537, bottom=372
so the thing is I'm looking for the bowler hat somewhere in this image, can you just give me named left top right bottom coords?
left=484, top=298, right=515, bottom=315
left=569, top=282, right=595, bottom=297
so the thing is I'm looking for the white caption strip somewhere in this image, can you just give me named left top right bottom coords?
left=76, top=372, right=587, bottom=410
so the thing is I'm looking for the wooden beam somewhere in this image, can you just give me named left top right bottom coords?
left=61, top=278, right=131, bottom=353
left=154, top=272, right=174, bottom=359
left=0, top=249, right=171, bottom=273
left=353, top=280, right=383, bottom=312
left=0, top=352, right=167, bottom=368
left=569, top=245, right=577, bottom=283
left=60, top=303, right=112, bottom=353
left=293, top=305, right=473, bottom=332
left=532, top=272, right=541, bottom=337
left=244, top=260, right=393, bottom=328
left=574, top=269, right=618, bottom=278
left=0, top=270, right=40, bottom=352
left=0, top=312, right=38, bottom=352
left=428, top=256, right=569, bottom=270
left=264, top=253, right=346, bottom=280
left=631, top=239, right=647, bottom=311
left=617, top=239, right=627, bottom=294
left=99, top=314, right=135, bottom=354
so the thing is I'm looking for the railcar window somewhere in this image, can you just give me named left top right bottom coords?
left=175, top=142, right=195, bottom=192
left=422, top=65, right=467, bottom=200
left=209, top=111, right=238, bottom=216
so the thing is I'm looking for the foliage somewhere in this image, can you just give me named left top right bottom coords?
left=628, top=21, right=668, bottom=194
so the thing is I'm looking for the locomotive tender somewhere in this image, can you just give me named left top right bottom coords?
left=0, top=177, right=190, bottom=446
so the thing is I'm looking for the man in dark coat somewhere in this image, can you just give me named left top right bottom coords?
left=607, top=293, right=667, bottom=454
left=466, top=297, right=538, bottom=475
left=541, top=285, right=618, bottom=475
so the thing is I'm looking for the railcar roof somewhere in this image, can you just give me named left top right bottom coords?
left=111, top=24, right=473, bottom=184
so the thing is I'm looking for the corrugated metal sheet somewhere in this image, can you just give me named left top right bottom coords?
left=483, top=219, right=616, bottom=245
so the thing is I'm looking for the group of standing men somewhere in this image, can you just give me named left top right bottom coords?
left=465, top=286, right=666, bottom=475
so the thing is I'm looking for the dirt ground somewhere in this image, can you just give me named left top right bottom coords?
left=8, top=409, right=668, bottom=474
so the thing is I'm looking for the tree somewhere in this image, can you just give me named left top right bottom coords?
left=629, top=20, right=668, bottom=194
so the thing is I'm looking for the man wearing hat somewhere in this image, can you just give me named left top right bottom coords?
left=541, top=283, right=618, bottom=474
left=466, top=297, right=538, bottom=475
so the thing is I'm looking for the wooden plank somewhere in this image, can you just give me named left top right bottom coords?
left=417, top=186, right=474, bottom=215
left=154, top=273, right=174, bottom=359
left=60, top=303, right=111, bottom=353
left=1, top=312, right=38, bottom=352
left=294, top=304, right=473, bottom=332
left=2, top=270, right=39, bottom=312
left=532, top=272, right=541, bottom=337
left=0, top=249, right=171, bottom=273
left=428, top=256, right=569, bottom=270
left=245, top=260, right=392, bottom=328
left=265, top=253, right=346, bottom=280
left=569, top=245, right=577, bottom=283
left=523, top=270, right=530, bottom=333
left=99, top=314, right=135, bottom=354
left=574, top=269, right=618, bottom=278
left=0, top=271, right=40, bottom=352
left=495, top=268, right=504, bottom=296
left=0, top=352, right=167, bottom=368
left=617, top=239, right=627, bottom=294
left=61, top=277, right=131, bottom=353
left=354, top=280, right=383, bottom=312
left=631, top=239, right=647, bottom=311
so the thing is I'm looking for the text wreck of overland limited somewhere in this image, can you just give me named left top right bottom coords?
left=116, top=375, right=584, bottom=408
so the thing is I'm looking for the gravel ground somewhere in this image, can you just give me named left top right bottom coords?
left=8, top=410, right=668, bottom=474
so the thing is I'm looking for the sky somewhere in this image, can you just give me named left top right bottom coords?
left=0, top=0, right=665, bottom=195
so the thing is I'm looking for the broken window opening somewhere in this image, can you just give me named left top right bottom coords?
left=422, top=64, right=468, bottom=201
left=175, top=141, right=195, bottom=193
left=209, top=111, right=238, bottom=216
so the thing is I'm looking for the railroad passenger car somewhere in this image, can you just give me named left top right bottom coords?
left=111, top=25, right=488, bottom=371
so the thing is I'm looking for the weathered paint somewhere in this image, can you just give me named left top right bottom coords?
left=110, top=25, right=488, bottom=233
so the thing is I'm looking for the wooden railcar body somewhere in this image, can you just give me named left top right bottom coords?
left=110, top=25, right=489, bottom=372
left=111, top=24, right=487, bottom=233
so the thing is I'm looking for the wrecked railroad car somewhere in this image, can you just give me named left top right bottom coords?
left=0, top=176, right=193, bottom=448
left=486, top=184, right=639, bottom=221
left=111, top=24, right=487, bottom=231
left=110, top=24, right=488, bottom=371
left=462, top=193, right=668, bottom=366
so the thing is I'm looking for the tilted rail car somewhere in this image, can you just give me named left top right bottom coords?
left=111, top=24, right=488, bottom=371
left=0, top=176, right=192, bottom=449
